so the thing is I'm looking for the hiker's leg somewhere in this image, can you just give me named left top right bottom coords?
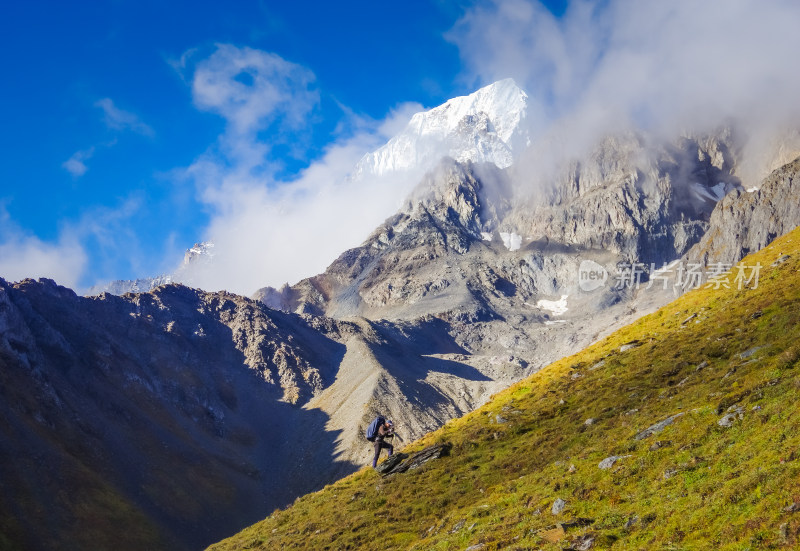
left=386, top=442, right=393, bottom=457
left=372, top=441, right=381, bottom=468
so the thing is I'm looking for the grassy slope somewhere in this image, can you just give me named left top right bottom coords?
left=209, top=228, right=800, bottom=551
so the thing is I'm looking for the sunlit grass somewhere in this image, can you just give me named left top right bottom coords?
left=209, top=228, right=800, bottom=550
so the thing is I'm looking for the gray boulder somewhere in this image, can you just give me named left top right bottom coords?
left=552, top=497, right=567, bottom=515
left=377, top=444, right=450, bottom=475
left=634, top=413, right=685, bottom=440
left=599, top=455, right=632, bottom=470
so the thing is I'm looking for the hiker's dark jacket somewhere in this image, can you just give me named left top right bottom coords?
left=376, top=424, right=392, bottom=441
left=372, top=424, right=394, bottom=468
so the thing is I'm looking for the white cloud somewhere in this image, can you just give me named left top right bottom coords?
left=62, top=147, right=94, bottom=177
left=176, top=44, right=423, bottom=295
left=0, top=208, right=87, bottom=289
left=448, top=0, right=800, bottom=184
left=95, top=98, right=154, bottom=136
left=191, top=44, right=318, bottom=137
left=166, top=47, right=199, bottom=81
left=189, top=121, right=419, bottom=294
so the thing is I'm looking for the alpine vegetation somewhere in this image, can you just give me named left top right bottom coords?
left=208, top=224, right=800, bottom=551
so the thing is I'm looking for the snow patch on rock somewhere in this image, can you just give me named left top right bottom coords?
left=536, top=295, right=569, bottom=316
left=499, top=231, right=522, bottom=251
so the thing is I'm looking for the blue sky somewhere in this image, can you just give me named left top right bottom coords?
left=3, top=0, right=798, bottom=295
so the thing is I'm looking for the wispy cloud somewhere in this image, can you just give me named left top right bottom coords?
left=62, top=147, right=95, bottom=177
left=191, top=44, right=317, bottom=137
left=0, top=206, right=87, bottom=289
left=62, top=98, right=153, bottom=177
left=176, top=44, right=424, bottom=295
left=0, top=194, right=180, bottom=292
left=95, top=98, right=154, bottom=136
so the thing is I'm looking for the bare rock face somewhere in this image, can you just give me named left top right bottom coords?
left=255, top=130, right=744, bottom=331
left=255, top=160, right=507, bottom=320
left=687, top=156, right=800, bottom=266
left=508, top=132, right=740, bottom=268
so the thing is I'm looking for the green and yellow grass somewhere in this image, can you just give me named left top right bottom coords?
left=210, top=228, right=800, bottom=550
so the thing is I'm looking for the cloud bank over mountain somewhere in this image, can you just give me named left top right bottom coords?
left=182, top=1, right=800, bottom=295
left=448, top=0, right=800, bottom=185
left=0, top=207, right=87, bottom=289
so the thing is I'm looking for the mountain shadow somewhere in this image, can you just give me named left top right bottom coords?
left=0, top=278, right=354, bottom=551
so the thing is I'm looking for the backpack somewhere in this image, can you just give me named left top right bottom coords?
left=365, top=416, right=385, bottom=442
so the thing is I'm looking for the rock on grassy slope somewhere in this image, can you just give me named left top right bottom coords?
left=208, top=226, right=800, bottom=550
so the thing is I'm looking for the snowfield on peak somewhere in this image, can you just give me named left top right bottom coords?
left=187, top=241, right=215, bottom=258
left=353, top=78, right=528, bottom=178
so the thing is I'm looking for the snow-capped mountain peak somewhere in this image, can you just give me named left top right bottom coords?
left=182, top=241, right=215, bottom=266
left=354, top=78, right=529, bottom=178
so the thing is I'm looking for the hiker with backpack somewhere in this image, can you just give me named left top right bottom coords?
left=366, top=415, right=394, bottom=468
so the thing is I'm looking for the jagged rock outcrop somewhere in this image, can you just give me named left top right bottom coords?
left=507, top=132, right=741, bottom=268
left=686, top=156, right=800, bottom=265
left=257, top=130, right=747, bottom=324
left=254, top=160, right=514, bottom=320
left=375, top=443, right=450, bottom=475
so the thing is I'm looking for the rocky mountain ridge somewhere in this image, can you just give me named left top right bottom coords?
left=255, top=129, right=747, bottom=324
left=0, top=276, right=540, bottom=550
left=686, top=156, right=800, bottom=265
left=0, top=278, right=343, bottom=549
